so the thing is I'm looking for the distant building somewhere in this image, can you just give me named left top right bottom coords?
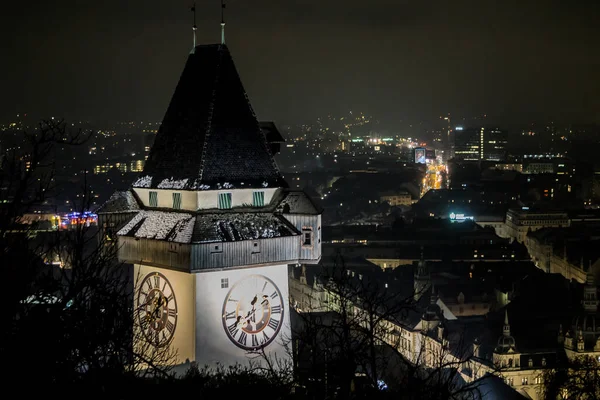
left=500, top=207, right=570, bottom=243
left=523, top=162, right=554, bottom=175
left=288, top=259, right=569, bottom=399
left=454, top=127, right=480, bottom=161
left=380, top=190, right=412, bottom=206
left=482, top=128, right=508, bottom=161
left=494, top=163, right=523, bottom=173
left=453, top=127, right=508, bottom=162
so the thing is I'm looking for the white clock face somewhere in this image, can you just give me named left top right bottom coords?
left=137, top=272, right=178, bottom=348
left=222, top=274, right=284, bottom=351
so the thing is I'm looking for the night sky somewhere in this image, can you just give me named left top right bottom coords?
left=3, top=0, right=599, bottom=128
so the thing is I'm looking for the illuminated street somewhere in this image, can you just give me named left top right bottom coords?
left=420, top=159, right=447, bottom=198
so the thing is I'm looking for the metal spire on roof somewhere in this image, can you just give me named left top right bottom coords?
left=191, top=2, right=197, bottom=52
left=220, top=0, right=226, bottom=45
left=503, top=309, right=511, bottom=337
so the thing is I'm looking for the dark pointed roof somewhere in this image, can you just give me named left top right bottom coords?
left=135, top=44, right=287, bottom=191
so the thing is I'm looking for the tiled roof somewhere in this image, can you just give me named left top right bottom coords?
left=191, top=212, right=298, bottom=243
left=116, top=210, right=298, bottom=244
left=95, top=190, right=141, bottom=213
left=138, top=44, right=287, bottom=191
left=275, top=190, right=323, bottom=214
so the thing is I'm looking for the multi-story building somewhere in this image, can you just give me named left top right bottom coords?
left=453, top=127, right=508, bottom=162
left=453, top=127, right=480, bottom=161
left=288, top=260, right=583, bottom=399
left=97, top=40, right=322, bottom=370
left=482, top=128, right=508, bottom=161
left=500, top=207, right=570, bottom=243
left=379, top=190, right=412, bottom=206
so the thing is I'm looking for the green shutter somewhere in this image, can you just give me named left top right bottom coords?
left=172, top=192, right=182, bottom=209
left=149, top=191, right=158, bottom=207
left=253, top=191, right=265, bottom=207
left=218, top=193, right=232, bottom=209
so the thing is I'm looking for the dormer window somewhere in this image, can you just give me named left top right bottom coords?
left=528, top=358, right=533, bottom=368
left=149, top=191, right=158, bottom=207
left=172, top=192, right=182, bottom=209
left=253, top=191, right=265, bottom=207
left=218, top=192, right=232, bottom=209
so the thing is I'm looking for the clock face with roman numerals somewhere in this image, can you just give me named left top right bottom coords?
left=137, top=272, right=178, bottom=348
left=222, top=274, right=284, bottom=351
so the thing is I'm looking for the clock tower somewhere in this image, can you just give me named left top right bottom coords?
left=97, top=43, right=321, bottom=370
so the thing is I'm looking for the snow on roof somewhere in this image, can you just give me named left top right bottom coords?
left=117, top=211, right=296, bottom=244
left=133, top=175, right=152, bottom=188
left=117, top=211, right=195, bottom=243
left=132, top=176, right=270, bottom=191
left=276, top=191, right=321, bottom=214
left=96, top=190, right=141, bottom=213
left=193, top=213, right=297, bottom=243
left=157, top=178, right=189, bottom=189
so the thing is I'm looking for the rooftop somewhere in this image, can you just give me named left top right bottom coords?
left=136, top=44, right=286, bottom=191
left=117, top=210, right=298, bottom=244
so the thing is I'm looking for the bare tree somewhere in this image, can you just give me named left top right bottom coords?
left=1, top=120, right=177, bottom=394
left=540, top=355, right=600, bottom=400
left=290, top=255, right=495, bottom=399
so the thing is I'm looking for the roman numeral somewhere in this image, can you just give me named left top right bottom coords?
left=262, top=281, right=268, bottom=292
left=251, top=334, right=259, bottom=347
left=167, top=293, right=174, bottom=303
left=228, top=298, right=238, bottom=303
left=227, top=322, right=239, bottom=338
left=166, top=320, right=175, bottom=334
left=268, top=318, right=279, bottom=330
left=146, top=280, right=153, bottom=290
left=238, top=331, right=247, bottom=346
left=271, top=305, right=281, bottom=314
left=154, top=275, right=160, bottom=288
left=270, top=291, right=279, bottom=299
left=168, top=308, right=177, bottom=317
left=262, top=331, right=270, bottom=343
left=140, top=290, right=148, bottom=297
left=224, top=311, right=236, bottom=320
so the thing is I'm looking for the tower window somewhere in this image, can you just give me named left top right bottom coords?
left=149, top=191, right=158, bottom=207
left=172, top=192, right=182, bottom=209
left=221, top=278, right=229, bottom=289
left=218, top=192, right=232, bottom=209
left=252, top=191, right=265, bottom=207
left=302, top=227, right=313, bottom=247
